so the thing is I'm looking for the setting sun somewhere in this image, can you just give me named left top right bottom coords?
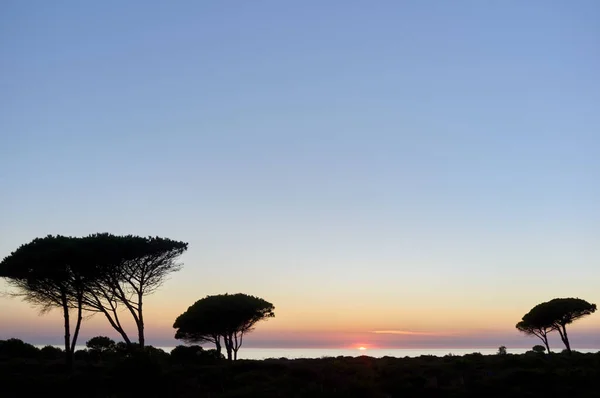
left=358, top=346, right=367, bottom=351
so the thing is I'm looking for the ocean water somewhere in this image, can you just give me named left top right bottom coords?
left=41, top=346, right=600, bottom=359
left=192, top=347, right=600, bottom=360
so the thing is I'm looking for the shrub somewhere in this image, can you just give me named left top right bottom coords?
left=86, top=336, right=116, bottom=353
left=171, top=345, right=204, bottom=362
left=0, top=338, right=39, bottom=358
left=171, top=345, right=224, bottom=363
left=40, top=345, right=63, bottom=360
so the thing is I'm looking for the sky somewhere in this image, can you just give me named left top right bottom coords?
left=1, top=0, right=599, bottom=350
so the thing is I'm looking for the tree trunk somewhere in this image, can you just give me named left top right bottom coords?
left=99, top=306, right=132, bottom=348
left=561, top=324, right=571, bottom=354
left=61, top=292, right=72, bottom=369
left=88, top=287, right=133, bottom=349
left=543, top=335, right=551, bottom=354
left=137, top=292, right=145, bottom=349
left=70, top=297, right=84, bottom=354
left=113, top=281, right=141, bottom=346
left=233, top=332, right=242, bottom=360
left=214, top=335, right=222, bottom=356
left=541, top=330, right=551, bottom=353
left=224, top=334, right=233, bottom=361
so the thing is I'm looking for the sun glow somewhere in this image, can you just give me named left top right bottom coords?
left=358, top=346, right=367, bottom=351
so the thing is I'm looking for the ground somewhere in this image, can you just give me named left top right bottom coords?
left=1, top=349, right=599, bottom=397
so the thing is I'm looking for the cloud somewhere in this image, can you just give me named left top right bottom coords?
left=371, top=330, right=445, bottom=336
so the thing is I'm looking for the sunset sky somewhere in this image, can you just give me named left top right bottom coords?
left=1, top=1, right=599, bottom=350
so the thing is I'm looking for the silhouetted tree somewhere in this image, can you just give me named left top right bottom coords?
left=86, top=336, right=116, bottom=353
left=543, top=298, right=596, bottom=353
left=519, top=298, right=596, bottom=354
left=173, top=293, right=275, bottom=360
left=532, top=345, right=546, bottom=354
left=1, top=233, right=188, bottom=363
left=79, top=234, right=188, bottom=349
left=0, top=338, right=40, bottom=359
left=497, top=346, right=507, bottom=355
left=516, top=320, right=554, bottom=353
left=171, top=345, right=205, bottom=362
left=40, top=345, right=64, bottom=360
left=0, top=236, right=90, bottom=368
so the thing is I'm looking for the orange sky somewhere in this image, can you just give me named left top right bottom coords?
left=2, top=277, right=599, bottom=349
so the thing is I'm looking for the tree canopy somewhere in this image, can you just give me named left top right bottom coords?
left=79, top=233, right=188, bottom=348
left=515, top=320, right=555, bottom=354
left=86, top=336, right=116, bottom=353
left=531, top=345, right=546, bottom=354
left=0, top=235, right=90, bottom=367
left=174, top=293, right=275, bottom=360
left=517, top=298, right=596, bottom=354
left=0, top=233, right=188, bottom=366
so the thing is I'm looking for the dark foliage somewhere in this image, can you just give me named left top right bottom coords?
left=86, top=336, right=116, bottom=353
left=79, top=233, right=188, bottom=349
left=0, top=339, right=39, bottom=359
left=174, top=293, right=275, bottom=360
left=170, top=345, right=225, bottom=364
left=518, top=298, right=596, bottom=354
left=0, top=233, right=188, bottom=363
left=0, top=235, right=89, bottom=366
left=40, top=345, right=64, bottom=360
left=0, top=348, right=600, bottom=397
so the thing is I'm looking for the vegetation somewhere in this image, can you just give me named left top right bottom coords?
left=516, top=298, right=597, bottom=354
left=86, top=336, right=116, bottom=353
left=516, top=320, right=554, bottom=353
left=0, top=236, right=89, bottom=367
left=173, top=293, right=275, bottom=360
left=79, top=234, right=188, bottom=349
left=1, top=234, right=598, bottom=396
left=0, top=234, right=188, bottom=366
left=1, top=338, right=599, bottom=397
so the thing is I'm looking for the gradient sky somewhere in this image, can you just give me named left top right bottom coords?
left=1, top=1, right=599, bottom=350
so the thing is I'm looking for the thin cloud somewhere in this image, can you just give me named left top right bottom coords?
left=371, top=330, right=444, bottom=336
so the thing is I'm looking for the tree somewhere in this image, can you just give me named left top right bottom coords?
left=86, top=336, right=116, bottom=353
left=541, top=298, right=596, bottom=354
left=518, top=298, right=597, bottom=354
left=516, top=320, right=554, bottom=354
left=497, top=345, right=507, bottom=355
left=0, top=338, right=40, bottom=359
left=532, top=345, right=546, bottom=354
left=0, top=235, right=90, bottom=368
left=174, top=293, right=275, bottom=360
left=0, top=233, right=188, bottom=366
left=79, top=234, right=188, bottom=349
left=170, top=345, right=205, bottom=362
left=40, top=345, right=64, bottom=360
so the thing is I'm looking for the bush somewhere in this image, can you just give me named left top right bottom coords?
left=40, top=345, right=63, bottom=360
left=171, top=345, right=204, bottom=362
left=0, top=338, right=39, bottom=359
left=74, top=349, right=90, bottom=361
left=201, top=348, right=225, bottom=362
left=171, top=345, right=224, bottom=364
left=86, top=336, right=116, bottom=353
left=114, top=341, right=140, bottom=356
left=144, top=346, right=170, bottom=362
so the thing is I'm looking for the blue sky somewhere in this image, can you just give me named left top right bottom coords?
left=1, top=1, right=599, bottom=348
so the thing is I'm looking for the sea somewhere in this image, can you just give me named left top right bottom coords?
left=36, top=346, right=600, bottom=359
